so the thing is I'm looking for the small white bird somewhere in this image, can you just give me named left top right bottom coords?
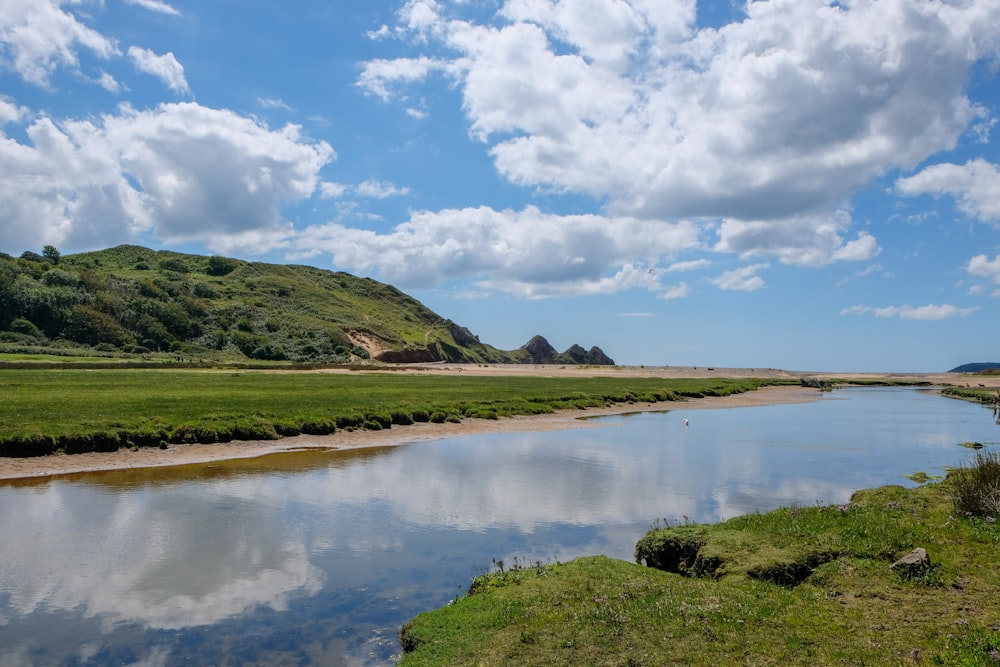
left=684, top=419, right=689, bottom=428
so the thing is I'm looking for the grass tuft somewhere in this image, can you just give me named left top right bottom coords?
left=950, top=449, right=1000, bottom=518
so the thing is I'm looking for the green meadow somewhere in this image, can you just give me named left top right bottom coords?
left=400, top=464, right=1000, bottom=666
left=0, top=367, right=784, bottom=456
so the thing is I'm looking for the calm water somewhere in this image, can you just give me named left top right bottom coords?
left=1, top=387, right=997, bottom=666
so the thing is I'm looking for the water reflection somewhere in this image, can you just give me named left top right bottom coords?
left=0, top=387, right=996, bottom=666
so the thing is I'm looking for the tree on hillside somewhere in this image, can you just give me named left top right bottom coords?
left=206, top=255, right=238, bottom=276
left=42, top=245, right=61, bottom=264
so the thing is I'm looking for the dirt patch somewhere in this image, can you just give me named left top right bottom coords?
left=345, top=330, right=389, bottom=358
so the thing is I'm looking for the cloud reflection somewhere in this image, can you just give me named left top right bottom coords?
left=0, top=484, right=324, bottom=632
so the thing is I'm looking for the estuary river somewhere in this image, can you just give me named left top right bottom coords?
left=0, top=387, right=996, bottom=665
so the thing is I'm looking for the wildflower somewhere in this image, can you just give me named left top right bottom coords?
left=987, top=516, right=997, bottom=523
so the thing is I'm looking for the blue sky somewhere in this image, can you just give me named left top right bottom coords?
left=1, top=0, right=999, bottom=371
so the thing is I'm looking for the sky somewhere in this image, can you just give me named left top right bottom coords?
left=1, top=0, right=999, bottom=372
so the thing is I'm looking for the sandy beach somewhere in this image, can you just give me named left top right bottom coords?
left=0, top=365, right=986, bottom=481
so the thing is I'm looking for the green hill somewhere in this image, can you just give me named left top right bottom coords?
left=0, top=245, right=612, bottom=365
left=950, top=363, right=1000, bottom=374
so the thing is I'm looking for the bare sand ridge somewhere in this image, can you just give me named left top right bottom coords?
left=0, top=365, right=989, bottom=481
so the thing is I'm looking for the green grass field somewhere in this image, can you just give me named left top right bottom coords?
left=400, top=479, right=1000, bottom=666
left=0, top=368, right=786, bottom=455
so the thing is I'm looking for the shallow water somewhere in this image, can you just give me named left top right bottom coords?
left=0, top=387, right=996, bottom=665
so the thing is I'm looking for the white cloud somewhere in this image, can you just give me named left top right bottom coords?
left=361, top=0, right=1000, bottom=263
left=356, top=56, right=452, bottom=102
left=658, top=282, right=690, bottom=300
left=714, top=212, right=880, bottom=266
left=127, top=46, right=191, bottom=95
left=258, top=97, right=293, bottom=112
left=366, top=24, right=392, bottom=40
left=968, top=254, right=1000, bottom=283
left=712, top=263, right=769, bottom=291
left=0, top=102, right=334, bottom=253
left=896, top=159, right=1000, bottom=224
left=666, top=259, right=710, bottom=273
left=123, top=0, right=181, bottom=16
left=319, top=182, right=349, bottom=199
left=0, top=97, right=28, bottom=124
left=318, top=179, right=409, bottom=200
left=484, top=261, right=665, bottom=298
left=96, top=70, right=122, bottom=92
left=0, top=0, right=119, bottom=86
left=835, top=263, right=891, bottom=286
left=405, top=105, right=428, bottom=120
left=842, top=304, right=979, bottom=320
left=355, top=179, right=410, bottom=199
left=840, top=305, right=871, bottom=316
left=287, top=205, right=700, bottom=296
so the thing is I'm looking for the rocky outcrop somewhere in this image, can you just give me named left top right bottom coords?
left=562, top=344, right=588, bottom=363
left=446, top=320, right=481, bottom=347
left=519, top=336, right=615, bottom=365
left=521, top=335, right=559, bottom=364
left=374, top=333, right=615, bottom=366
left=585, top=346, right=614, bottom=365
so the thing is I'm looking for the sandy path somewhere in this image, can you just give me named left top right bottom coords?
left=0, top=366, right=985, bottom=482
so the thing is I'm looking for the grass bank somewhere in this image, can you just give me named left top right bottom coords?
left=400, top=465, right=1000, bottom=666
left=0, top=369, right=787, bottom=456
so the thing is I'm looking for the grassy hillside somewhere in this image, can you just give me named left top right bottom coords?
left=0, top=245, right=538, bottom=364
left=951, top=363, right=1000, bottom=374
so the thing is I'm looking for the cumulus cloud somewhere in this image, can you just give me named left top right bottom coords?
left=128, top=46, right=191, bottom=95
left=968, top=254, right=1000, bottom=285
left=0, top=96, right=28, bottom=124
left=711, top=263, right=769, bottom=291
left=0, top=0, right=119, bottom=86
left=357, top=56, right=453, bottom=101
left=714, top=212, right=880, bottom=266
left=286, top=205, right=700, bottom=296
left=841, top=304, right=979, bottom=320
left=0, top=102, right=334, bottom=252
left=359, top=0, right=1000, bottom=265
left=896, top=159, right=1000, bottom=224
